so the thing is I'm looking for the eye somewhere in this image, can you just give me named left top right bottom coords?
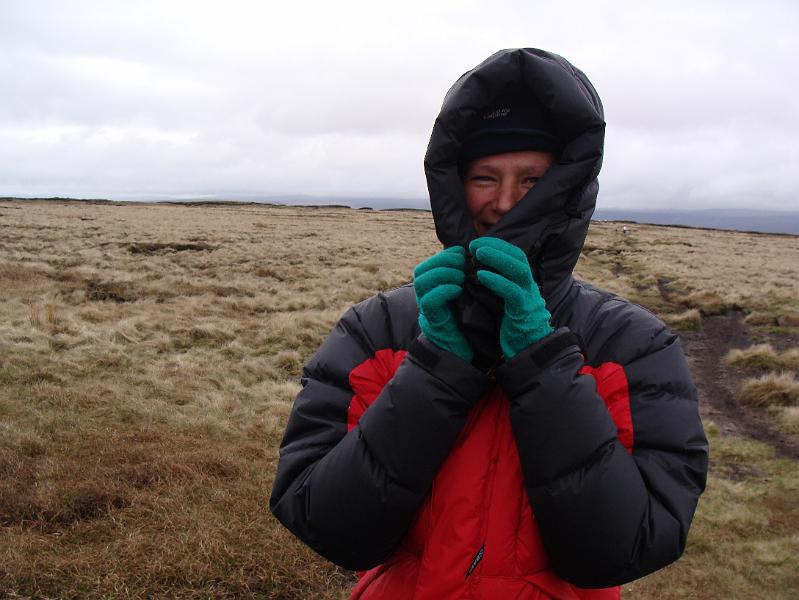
left=469, top=174, right=497, bottom=186
left=523, top=176, right=540, bottom=186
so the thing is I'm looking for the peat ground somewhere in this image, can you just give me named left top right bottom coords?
left=1, top=200, right=797, bottom=599
left=683, top=312, right=799, bottom=461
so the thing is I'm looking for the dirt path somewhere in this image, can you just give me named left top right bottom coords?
left=680, top=311, right=799, bottom=461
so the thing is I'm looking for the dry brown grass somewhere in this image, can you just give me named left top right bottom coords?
left=661, top=308, right=702, bottom=331
left=577, top=222, right=799, bottom=325
left=737, top=373, right=799, bottom=407
left=622, top=422, right=799, bottom=600
left=725, top=345, right=799, bottom=437
left=0, top=200, right=434, bottom=599
left=725, top=344, right=799, bottom=371
left=1, top=200, right=798, bottom=599
left=782, top=407, right=799, bottom=434
left=744, top=310, right=799, bottom=327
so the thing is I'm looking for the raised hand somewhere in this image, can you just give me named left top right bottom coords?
left=413, top=246, right=473, bottom=362
left=468, top=237, right=553, bottom=359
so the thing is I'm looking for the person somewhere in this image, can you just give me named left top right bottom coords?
left=269, top=48, right=708, bottom=600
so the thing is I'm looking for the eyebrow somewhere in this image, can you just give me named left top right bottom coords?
left=469, top=164, right=548, bottom=175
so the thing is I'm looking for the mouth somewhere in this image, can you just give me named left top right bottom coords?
left=473, top=219, right=496, bottom=234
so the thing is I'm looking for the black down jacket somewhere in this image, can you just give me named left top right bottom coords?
left=270, top=48, right=709, bottom=590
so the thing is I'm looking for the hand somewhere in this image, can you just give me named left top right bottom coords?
left=413, top=246, right=473, bottom=363
left=468, top=237, right=554, bottom=359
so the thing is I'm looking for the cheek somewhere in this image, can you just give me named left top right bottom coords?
left=465, top=191, right=489, bottom=235
left=464, top=187, right=490, bottom=219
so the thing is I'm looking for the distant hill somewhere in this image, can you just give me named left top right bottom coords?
left=4, top=196, right=797, bottom=236
left=592, top=208, right=799, bottom=235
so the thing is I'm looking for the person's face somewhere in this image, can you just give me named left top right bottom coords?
left=463, top=150, right=555, bottom=235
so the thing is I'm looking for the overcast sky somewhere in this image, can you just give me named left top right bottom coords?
left=1, top=0, right=797, bottom=210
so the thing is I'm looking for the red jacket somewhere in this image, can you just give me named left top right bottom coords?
left=347, top=348, right=628, bottom=600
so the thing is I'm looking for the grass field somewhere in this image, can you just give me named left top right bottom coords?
left=1, top=200, right=798, bottom=599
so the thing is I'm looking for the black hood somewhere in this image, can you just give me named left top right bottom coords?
left=424, top=48, right=605, bottom=307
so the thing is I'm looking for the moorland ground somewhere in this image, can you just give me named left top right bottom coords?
left=1, top=200, right=798, bottom=599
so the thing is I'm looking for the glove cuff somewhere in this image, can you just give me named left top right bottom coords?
left=495, top=328, right=583, bottom=397
left=407, top=335, right=492, bottom=401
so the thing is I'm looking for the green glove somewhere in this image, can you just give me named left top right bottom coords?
left=413, top=246, right=473, bottom=363
left=468, top=237, right=554, bottom=359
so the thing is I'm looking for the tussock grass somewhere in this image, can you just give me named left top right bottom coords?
left=0, top=200, right=437, bottom=599
left=744, top=310, right=799, bottom=328
left=678, top=290, right=735, bottom=315
left=725, top=344, right=799, bottom=371
left=779, top=312, right=799, bottom=327
left=622, top=423, right=799, bottom=600
left=662, top=309, right=702, bottom=331
left=1, top=200, right=798, bottom=599
left=738, top=373, right=799, bottom=407
left=744, top=311, right=780, bottom=326
left=577, top=222, right=799, bottom=326
left=782, top=407, right=799, bottom=435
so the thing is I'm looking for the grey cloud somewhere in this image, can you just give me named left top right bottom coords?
left=0, top=0, right=797, bottom=210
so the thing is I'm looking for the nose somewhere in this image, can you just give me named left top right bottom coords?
left=494, top=182, right=521, bottom=214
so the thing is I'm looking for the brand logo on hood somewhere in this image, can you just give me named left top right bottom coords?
left=482, top=107, right=510, bottom=120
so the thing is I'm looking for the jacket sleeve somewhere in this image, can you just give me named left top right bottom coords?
left=494, top=299, right=709, bottom=588
left=269, top=292, right=493, bottom=571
